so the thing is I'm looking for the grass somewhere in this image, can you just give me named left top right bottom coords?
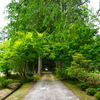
left=34, top=75, right=42, bottom=80
left=63, top=81, right=96, bottom=100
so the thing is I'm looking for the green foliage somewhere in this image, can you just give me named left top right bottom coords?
left=78, top=82, right=90, bottom=91
left=0, top=31, right=50, bottom=77
left=86, top=88, right=98, bottom=96
left=0, top=0, right=99, bottom=77
left=72, top=53, right=93, bottom=70
left=26, top=73, right=34, bottom=77
left=5, top=0, right=93, bottom=35
left=97, top=88, right=100, bottom=91
left=0, top=40, right=13, bottom=76
left=80, top=35, right=100, bottom=71
left=95, top=83, right=100, bottom=88
left=67, top=53, right=92, bottom=82
left=94, top=91, right=100, bottom=100
left=67, top=67, right=88, bottom=82
left=21, top=77, right=35, bottom=84
left=55, top=68, right=68, bottom=80
left=77, top=70, right=89, bottom=82
left=87, top=73, right=100, bottom=87
left=0, top=77, right=12, bottom=88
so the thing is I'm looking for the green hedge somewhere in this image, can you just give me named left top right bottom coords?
left=78, top=82, right=90, bottom=91
left=94, top=91, right=100, bottom=100
left=86, top=88, right=98, bottom=96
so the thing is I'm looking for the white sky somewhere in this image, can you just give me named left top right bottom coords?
left=0, top=0, right=100, bottom=30
left=0, top=0, right=11, bottom=29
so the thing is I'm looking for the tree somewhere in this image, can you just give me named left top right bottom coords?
left=11, top=31, right=50, bottom=76
left=4, top=0, right=91, bottom=36
left=80, top=34, right=100, bottom=72
left=0, top=40, right=12, bottom=76
left=3, top=0, right=99, bottom=75
left=67, top=53, right=93, bottom=82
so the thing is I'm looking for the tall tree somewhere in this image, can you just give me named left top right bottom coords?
left=3, top=0, right=99, bottom=73
left=4, top=0, right=90, bottom=36
left=80, top=35, right=100, bottom=71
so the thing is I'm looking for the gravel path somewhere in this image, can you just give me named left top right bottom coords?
left=23, top=72, right=80, bottom=100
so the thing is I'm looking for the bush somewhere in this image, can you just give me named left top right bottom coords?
left=26, top=73, right=34, bottom=77
left=55, top=68, right=68, bottom=80
left=97, top=88, right=100, bottom=91
left=67, top=67, right=88, bottom=82
left=68, top=76, right=79, bottom=81
left=77, top=70, right=89, bottom=82
left=78, top=82, right=90, bottom=91
left=1, top=78, right=12, bottom=88
left=21, top=78, right=34, bottom=84
left=86, top=88, right=98, bottom=96
left=95, top=84, right=100, bottom=88
left=67, top=67, right=79, bottom=81
left=87, top=73, right=100, bottom=87
left=94, top=91, right=100, bottom=100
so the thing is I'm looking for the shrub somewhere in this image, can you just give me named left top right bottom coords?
left=1, top=78, right=12, bottom=88
left=67, top=67, right=88, bottom=82
left=78, top=82, right=90, bottom=91
left=71, top=53, right=93, bottom=71
left=67, top=67, right=79, bottom=81
left=26, top=73, right=34, bottom=77
left=87, top=73, right=100, bottom=87
left=97, top=88, right=100, bottom=91
left=21, top=78, right=34, bottom=84
left=86, top=88, right=98, bottom=96
left=95, top=84, right=100, bottom=88
left=55, top=68, right=68, bottom=80
left=68, top=53, right=94, bottom=82
left=94, top=91, right=100, bottom=100
left=68, top=76, right=79, bottom=81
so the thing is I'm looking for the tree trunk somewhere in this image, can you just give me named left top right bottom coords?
left=37, top=56, right=42, bottom=75
left=56, top=61, right=62, bottom=69
left=23, top=61, right=27, bottom=78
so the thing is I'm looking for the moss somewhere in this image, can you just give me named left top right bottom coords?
left=34, top=75, right=42, bottom=80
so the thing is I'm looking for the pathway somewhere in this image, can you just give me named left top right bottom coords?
left=23, top=72, right=80, bottom=100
